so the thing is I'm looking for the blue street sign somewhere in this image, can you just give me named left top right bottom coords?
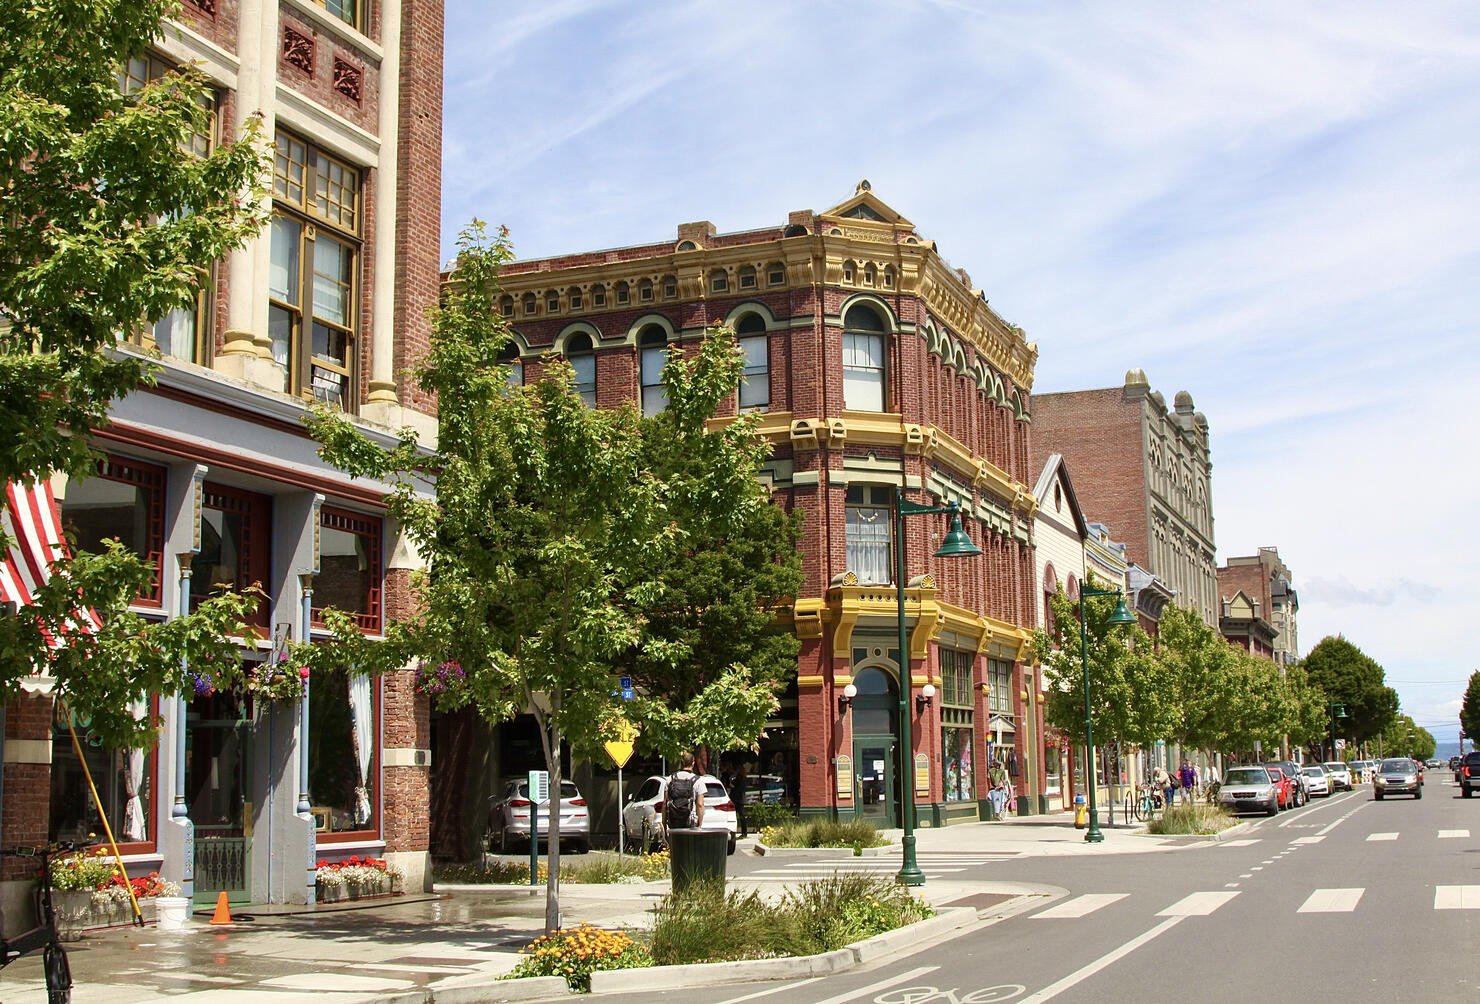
left=620, top=676, right=632, bottom=689
left=622, top=688, right=635, bottom=700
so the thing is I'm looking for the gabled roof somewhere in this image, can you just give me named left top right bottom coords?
left=819, top=180, right=916, bottom=229
left=1031, top=453, right=1089, bottom=539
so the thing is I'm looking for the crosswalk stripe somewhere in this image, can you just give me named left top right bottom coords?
left=1030, top=893, right=1128, bottom=919
left=1366, top=832, right=1398, bottom=841
left=1293, top=836, right=1324, bottom=844
left=1437, top=829, right=1469, bottom=839
left=1435, top=886, right=1480, bottom=910
left=1297, top=888, right=1364, bottom=913
left=1157, top=891, right=1239, bottom=917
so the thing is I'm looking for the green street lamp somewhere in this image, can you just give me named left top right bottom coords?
left=1077, top=585, right=1136, bottom=844
left=894, top=487, right=980, bottom=886
left=1327, top=702, right=1348, bottom=762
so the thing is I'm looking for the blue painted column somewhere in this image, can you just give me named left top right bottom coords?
left=298, top=574, right=313, bottom=814
left=173, top=553, right=196, bottom=900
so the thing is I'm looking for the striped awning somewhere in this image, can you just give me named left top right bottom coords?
left=3, top=476, right=101, bottom=694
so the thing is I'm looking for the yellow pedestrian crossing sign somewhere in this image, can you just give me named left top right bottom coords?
left=604, top=741, right=634, bottom=768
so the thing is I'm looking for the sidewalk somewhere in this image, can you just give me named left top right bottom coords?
left=0, top=816, right=1177, bottom=1003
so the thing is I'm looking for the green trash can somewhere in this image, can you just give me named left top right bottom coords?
left=668, top=828, right=727, bottom=891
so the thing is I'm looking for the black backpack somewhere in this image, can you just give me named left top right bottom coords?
left=665, top=773, right=697, bottom=831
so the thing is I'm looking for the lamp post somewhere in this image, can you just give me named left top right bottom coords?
left=893, top=486, right=980, bottom=886
left=1326, top=702, right=1348, bottom=762
left=1076, top=585, right=1136, bottom=844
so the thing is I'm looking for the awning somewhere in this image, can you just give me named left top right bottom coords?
left=3, top=477, right=99, bottom=694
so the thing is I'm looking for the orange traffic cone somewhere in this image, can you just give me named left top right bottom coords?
left=210, top=891, right=232, bottom=925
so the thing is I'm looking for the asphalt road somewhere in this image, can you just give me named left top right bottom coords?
left=589, top=775, right=1479, bottom=1004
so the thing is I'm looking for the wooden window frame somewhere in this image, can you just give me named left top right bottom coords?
left=198, top=482, right=273, bottom=630
left=312, top=506, right=382, bottom=634
left=311, top=669, right=382, bottom=844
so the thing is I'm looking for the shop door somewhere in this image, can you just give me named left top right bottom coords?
left=188, top=691, right=252, bottom=904
left=853, top=735, right=895, bottom=827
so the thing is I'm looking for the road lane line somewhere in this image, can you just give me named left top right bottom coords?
left=1221, top=839, right=1259, bottom=847
left=1434, top=886, right=1480, bottom=910
left=713, top=977, right=824, bottom=1004
left=1438, top=829, right=1469, bottom=839
left=1316, top=801, right=1367, bottom=836
left=1297, top=888, right=1365, bottom=913
left=1157, top=891, right=1239, bottom=916
left=1030, top=893, right=1128, bottom=919
left=806, top=966, right=938, bottom=1004
left=1278, top=789, right=1355, bottom=827
left=1293, top=836, right=1324, bottom=844
left=1224, top=883, right=1239, bottom=888
left=1017, top=916, right=1184, bottom=1004
left=1239, top=873, right=1253, bottom=878
left=1366, top=832, right=1398, bottom=841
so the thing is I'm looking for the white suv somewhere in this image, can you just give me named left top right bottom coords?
left=622, top=773, right=737, bottom=854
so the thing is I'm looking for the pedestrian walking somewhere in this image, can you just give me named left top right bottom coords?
left=988, top=759, right=1009, bottom=819
left=1154, top=764, right=1174, bottom=808
left=1179, top=760, right=1197, bottom=804
left=664, top=752, right=705, bottom=833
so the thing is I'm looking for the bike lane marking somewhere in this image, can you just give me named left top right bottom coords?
left=1277, top=788, right=1355, bottom=827
left=1314, top=801, right=1367, bottom=837
left=1014, top=915, right=1184, bottom=1004
left=803, top=966, right=939, bottom=1004
left=1028, top=893, right=1127, bottom=920
left=712, top=976, right=825, bottom=1004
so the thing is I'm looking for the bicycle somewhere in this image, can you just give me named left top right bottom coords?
left=1129, top=784, right=1163, bottom=822
left=0, top=842, right=85, bottom=1004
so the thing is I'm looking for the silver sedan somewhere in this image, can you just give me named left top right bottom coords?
left=1217, top=766, right=1281, bottom=816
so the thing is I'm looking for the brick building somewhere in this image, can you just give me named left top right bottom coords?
left=1029, top=369, right=1218, bottom=628
left=1217, top=547, right=1299, bottom=664
left=472, top=183, right=1042, bottom=829
left=1, top=0, right=443, bottom=930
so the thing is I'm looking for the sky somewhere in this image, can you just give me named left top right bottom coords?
left=441, top=1, right=1480, bottom=746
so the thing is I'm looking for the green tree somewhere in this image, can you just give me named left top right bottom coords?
left=0, top=0, right=270, bottom=741
left=305, top=223, right=803, bottom=931
left=1153, top=604, right=1239, bottom=751
left=1460, top=670, right=1480, bottom=752
left=623, top=335, right=805, bottom=759
left=1299, top=636, right=1398, bottom=745
left=1032, top=578, right=1165, bottom=752
left=1383, top=713, right=1434, bottom=760
left=1282, top=662, right=1330, bottom=751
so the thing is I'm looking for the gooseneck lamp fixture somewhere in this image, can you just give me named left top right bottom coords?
left=894, top=486, right=980, bottom=886
left=1077, top=586, right=1136, bottom=844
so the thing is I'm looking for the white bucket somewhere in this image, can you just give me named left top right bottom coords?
left=155, top=896, right=191, bottom=930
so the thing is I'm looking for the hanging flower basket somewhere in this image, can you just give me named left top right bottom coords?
left=245, top=652, right=310, bottom=702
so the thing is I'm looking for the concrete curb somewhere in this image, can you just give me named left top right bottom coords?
left=589, top=947, right=856, bottom=993
left=368, top=974, right=569, bottom=1003
left=850, top=906, right=975, bottom=962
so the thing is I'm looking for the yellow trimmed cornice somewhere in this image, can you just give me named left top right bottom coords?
left=705, top=412, right=1036, bottom=517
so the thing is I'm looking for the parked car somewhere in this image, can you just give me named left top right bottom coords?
left=1262, top=761, right=1307, bottom=807
left=1264, top=765, right=1296, bottom=809
left=1321, top=761, right=1353, bottom=791
left=1217, top=766, right=1281, bottom=816
left=1426, top=759, right=1442, bottom=769
left=623, top=773, right=738, bottom=854
left=1301, top=764, right=1332, bottom=797
left=487, top=779, right=590, bottom=853
left=1458, top=752, right=1480, bottom=798
left=1374, top=758, right=1421, bottom=800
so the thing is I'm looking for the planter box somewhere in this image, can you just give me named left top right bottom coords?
left=51, top=890, right=157, bottom=941
left=315, top=877, right=401, bottom=903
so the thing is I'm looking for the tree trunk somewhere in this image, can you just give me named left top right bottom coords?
left=534, top=711, right=563, bottom=933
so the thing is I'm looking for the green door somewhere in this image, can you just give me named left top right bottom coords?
left=853, top=735, right=895, bottom=827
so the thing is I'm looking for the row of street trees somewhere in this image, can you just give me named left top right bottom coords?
left=1034, top=585, right=1327, bottom=760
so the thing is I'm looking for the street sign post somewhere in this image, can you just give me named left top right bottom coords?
left=528, top=770, right=549, bottom=886
left=605, top=740, right=635, bottom=855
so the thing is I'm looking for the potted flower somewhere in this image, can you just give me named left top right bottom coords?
left=314, top=855, right=403, bottom=902
left=45, top=851, right=181, bottom=940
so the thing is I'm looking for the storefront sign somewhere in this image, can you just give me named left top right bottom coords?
left=835, top=754, right=853, bottom=799
left=914, top=753, right=929, bottom=795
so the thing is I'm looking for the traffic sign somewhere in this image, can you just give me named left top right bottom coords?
left=621, top=688, right=635, bottom=700
left=604, top=740, right=635, bottom=768
left=620, top=676, right=632, bottom=689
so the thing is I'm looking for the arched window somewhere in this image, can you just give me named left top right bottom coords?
left=496, top=342, right=522, bottom=389
left=661, top=274, right=678, bottom=298
left=499, top=295, right=514, bottom=318
left=882, top=266, right=895, bottom=289
left=638, top=279, right=653, bottom=303
left=522, top=292, right=537, bottom=316
left=566, top=333, right=596, bottom=405
left=738, top=265, right=756, bottom=289
left=843, top=260, right=856, bottom=283
left=863, top=263, right=876, bottom=286
left=591, top=283, right=606, bottom=308
left=676, top=240, right=698, bottom=251
left=766, top=261, right=785, bottom=286
left=709, top=269, right=728, bottom=293
left=735, top=314, right=768, bottom=409
left=567, top=286, right=583, bottom=309
left=639, top=325, right=668, bottom=415
left=615, top=281, right=630, bottom=305
left=545, top=290, right=560, bottom=313
left=842, top=304, right=887, bottom=411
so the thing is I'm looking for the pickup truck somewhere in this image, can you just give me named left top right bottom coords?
left=1459, top=752, right=1480, bottom=798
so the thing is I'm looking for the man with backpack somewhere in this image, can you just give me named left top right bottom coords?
left=664, top=752, right=706, bottom=835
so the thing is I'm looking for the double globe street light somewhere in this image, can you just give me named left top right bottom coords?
left=1076, top=585, right=1137, bottom=844
left=893, top=486, right=980, bottom=885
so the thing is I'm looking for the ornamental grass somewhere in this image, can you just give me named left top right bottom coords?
left=1146, top=803, right=1236, bottom=835
left=758, top=818, right=889, bottom=849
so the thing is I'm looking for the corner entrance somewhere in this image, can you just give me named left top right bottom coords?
left=848, top=665, right=899, bottom=827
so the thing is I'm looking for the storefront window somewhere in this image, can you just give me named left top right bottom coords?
left=61, top=455, right=167, bottom=606
left=193, top=483, right=271, bottom=629
left=50, top=704, right=154, bottom=846
left=313, top=507, right=382, bottom=633
left=309, top=667, right=378, bottom=837
left=943, top=726, right=974, bottom=802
